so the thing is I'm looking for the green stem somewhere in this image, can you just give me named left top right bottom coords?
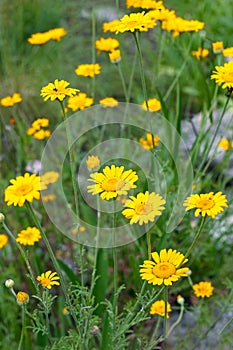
left=90, top=196, right=101, bottom=296
left=18, top=306, right=26, bottom=350
left=167, top=300, right=184, bottom=337
left=182, top=216, right=206, bottom=263
left=146, top=227, right=152, bottom=260
left=116, top=62, right=129, bottom=103
left=91, top=9, right=96, bottom=99
left=112, top=200, right=118, bottom=318
left=163, top=286, right=168, bottom=338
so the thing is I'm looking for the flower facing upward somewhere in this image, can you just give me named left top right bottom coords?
left=126, top=0, right=165, bottom=10
left=0, top=234, right=8, bottom=249
left=47, top=27, right=67, bottom=41
left=86, top=155, right=101, bottom=171
left=183, top=192, right=228, bottom=218
left=4, top=173, right=42, bottom=207
left=37, top=270, right=60, bottom=289
left=211, top=62, right=233, bottom=89
left=222, top=47, right=233, bottom=58
left=139, top=133, right=160, bottom=150
left=16, top=291, right=29, bottom=306
left=27, top=32, right=51, bottom=45
left=150, top=300, right=172, bottom=318
left=99, top=97, right=119, bottom=108
left=162, top=16, right=205, bottom=37
left=212, top=41, right=224, bottom=54
left=122, top=191, right=165, bottom=225
left=191, top=47, right=209, bottom=60
left=74, top=63, right=101, bottom=78
left=87, top=165, right=138, bottom=200
left=40, top=79, right=79, bottom=102
left=141, top=98, right=161, bottom=112
left=193, top=281, right=214, bottom=298
left=67, top=93, right=94, bottom=111
left=140, top=249, right=189, bottom=286
left=109, top=49, right=121, bottom=63
left=0, top=93, right=22, bottom=107
left=95, top=37, right=120, bottom=53
left=16, top=227, right=42, bottom=246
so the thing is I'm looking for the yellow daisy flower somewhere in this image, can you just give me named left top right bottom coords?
left=0, top=93, right=22, bottom=107
left=32, top=118, right=49, bottom=130
left=162, top=16, right=205, bottom=38
left=40, top=79, right=79, bottom=102
left=140, top=248, right=189, bottom=286
left=218, top=138, right=230, bottom=151
left=222, top=47, right=233, bottom=57
left=86, top=155, right=101, bottom=171
left=40, top=171, right=60, bottom=185
left=212, top=41, right=224, bottom=54
left=16, top=227, right=42, bottom=246
left=183, top=192, right=228, bottom=218
left=139, top=133, right=160, bottom=150
left=67, top=93, right=94, bottom=111
left=16, top=291, right=29, bottom=306
left=47, top=27, right=67, bottom=41
left=191, top=47, right=209, bottom=60
left=33, top=129, right=51, bottom=140
left=122, top=191, right=166, bottom=225
left=95, top=37, right=120, bottom=53
left=87, top=164, right=138, bottom=200
left=193, top=281, right=214, bottom=298
left=126, top=0, right=165, bottom=10
left=141, top=98, right=161, bottom=112
left=4, top=173, right=42, bottom=207
left=211, top=62, right=233, bottom=89
left=150, top=300, right=172, bottom=318
left=109, top=49, right=121, bottom=63
left=37, top=270, right=60, bottom=289
left=74, top=63, right=101, bottom=78
left=0, top=234, right=8, bottom=249
left=99, top=97, right=119, bottom=108
left=27, top=32, right=51, bottom=45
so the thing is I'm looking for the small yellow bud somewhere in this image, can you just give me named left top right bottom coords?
left=16, top=291, right=29, bottom=306
left=177, top=294, right=184, bottom=305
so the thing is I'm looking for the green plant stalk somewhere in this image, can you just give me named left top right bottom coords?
left=90, top=196, right=101, bottom=296
left=146, top=228, right=152, bottom=260
left=112, top=200, right=118, bottom=321
left=163, top=286, right=168, bottom=338
left=18, top=306, right=26, bottom=350
left=116, top=62, right=129, bottom=103
left=182, top=216, right=206, bottom=263
left=167, top=300, right=184, bottom=337
left=91, top=8, right=96, bottom=99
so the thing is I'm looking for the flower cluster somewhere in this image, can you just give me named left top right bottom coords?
left=27, top=118, right=51, bottom=140
left=0, top=93, right=22, bottom=107
left=27, top=27, right=67, bottom=45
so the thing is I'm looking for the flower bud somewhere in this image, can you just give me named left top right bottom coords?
left=16, top=291, right=29, bottom=306
left=177, top=294, right=184, bottom=305
left=0, top=213, right=5, bottom=224
left=5, top=279, right=15, bottom=288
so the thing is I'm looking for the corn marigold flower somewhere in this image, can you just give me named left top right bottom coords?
left=32, top=118, right=49, bottom=130
left=37, top=270, right=60, bottom=289
left=222, top=47, right=233, bottom=58
left=126, top=0, right=165, bottom=10
left=162, top=16, right=205, bottom=38
left=4, top=173, right=43, bottom=207
left=86, top=155, right=101, bottom=171
left=140, top=248, right=189, bottom=286
left=99, top=97, right=119, bottom=108
left=141, top=98, right=161, bottom=112
left=193, top=281, right=214, bottom=298
left=40, top=171, right=60, bottom=185
left=0, top=234, right=8, bottom=249
left=0, top=93, right=22, bottom=107
left=183, top=192, right=228, bottom=218
left=67, top=93, right=94, bottom=111
left=109, top=49, right=121, bottom=63
left=47, top=27, right=67, bottom=41
left=150, top=300, right=172, bottom=318
left=103, top=19, right=122, bottom=33
left=218, top=138, right=230, bottom=151
left=139, top=132, right=160, bottom=150
left=40, top=79, right=79, bottom=102
left=33, top=129, right=51, bottom=140
left=192, top=47, right=209, bottom=60
left=16, top=291, right=29, bottom=305
left=122, top=191, right=165, bottom=225
left=87, top=164, right=138, bottom=200
left=27, top=32, right=51, bottom=45
left=211, top=61, right=233, bottom=89
left=95, top=37, right=120, bottom=53
left=16, top=226, right=42, bottom=246
left=148, top=8, right=176, bottom=22
left=74, top=63, right=101, bottom=78
left=212, top=41, right=224, bottom=54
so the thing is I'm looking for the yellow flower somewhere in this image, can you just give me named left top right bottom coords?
left=141, top=98, right=161, bottom=112
left=87, top=164, right=138, bottom=200
left=86, top=155, right=101, bottom=171
left=37, top=270, right=60, bottom=289
left=99, top=97, right=119, bottom=108
left=40, top=79, right=79, bottom=102
left=183, top=192, right=228, bottom=218
left=122, top=191, right=165, bottom=225
left=16, top=291, right=29, bottom=305
left=95, top=37, right=120, bottom=53
left=177, top=294, right=184, bottom=305
left=41, top=194, right=56, bottom=202
left=27, top=32, right=51, bottom=45
left=109, top=49, right=121, bottom=63
left=0, top=234, right=8, bottom=249
left=212, top=41, right=224, bottom=54
left=222, top=47, right=233, bottom=57
left=126, top=0, right=165, bottom=10
left=211, top=62, right=233, bottom=89
left=40, top=171, right=60, bottom=185
left=162, top=16, right=205, bottom=37
left=0, top=93, right=22, bottom=107
left=16, top=226, right=42, bottom=246
left=192, top=47, right=209, bottom=60
left=139, top=132, right=160, bottom=150
left=218, top=138, right=230, bottom=151
left=47, top=27, right=67, bottom=41
left=150, top=300, right=172, bottom=318
left=140, top=248, right=189, bottom=286
left=193, top=281, right=214, bottom=298
left=33, top=129, right=51, bottom=140
left=32, top=118, right=49, bottom=130
left=103, top=19, right=122, bottom=33
left=4, top=173, right=42, bottom=207
left=67, top=93, right=94, bottom=111
left=148, top=8, right=176, bottom=22
left=74, top=63, right=101, bottom=78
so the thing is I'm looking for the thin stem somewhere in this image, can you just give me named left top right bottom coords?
left=146, top=227, right=152, bottom=260
left=18, top=306, right=26, bottom=350
left=167, top=301, right=184, bottom=337
left=163, top=286, right=168, bottom=338
left=116, top=62, right=129, bottom=103
left=90, top=196, right=101, bottom=296
left=183, top=216, right=206, bottom=263
left=112, top=200, right=118, bottom=317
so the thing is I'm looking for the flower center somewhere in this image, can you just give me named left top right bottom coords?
left=135, top=202, right=153, bottom=215
left=40, top=278, right=51, bottom=288
left=102, top=177, right=125, bottom=192
left=197, top=199, right=214, bottom=210
left=15, top=184, right=33, bottom=196
left=153, top=262, right=176, bottom=279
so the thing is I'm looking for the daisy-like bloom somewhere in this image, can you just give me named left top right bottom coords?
left=162, top=16, right=205, bottom=38
left=183, top=192, right=228, bottom=218
left=212, top=41, right=224, bottom=54
left=47, top=27, right=67, bottom=41
left=148, top=8, right=176, bottom=23
left=95, top=37, right=120, bottom=53
left=40, top=171, right=60, bottom=185
left=74, top=63, right=101, bottom=78
left=40, top=79, right=79, bottom=102
left=193, top=281, right=214, bottom=298
left=218, top=138, right=230, bottom=151
left=211, top=61, right=233, bottom=89
left=87, top=164, right=138, bottom=200
left=27, top=32, right=51, bottom=45
left=126, top=0, right=164, bottom=10
left=86, top=155, right=101, bottom=171
left=104, top=11, right=157, bottom=34
left=37, top=270, right=60, bottom=289
left=99, top=97, right=119, bottom=108
left=109, top=49, right=121, bottom=63
left=222, top=47, right=233, bottom=58
left=140, top=248, right=189, bottom=286
left=150, top=300, right=172, bottom=318
left=141, top=98, right=161, bottom=112
left=0, top=234, right=8, bottom=249
left=0, top=93, right=22, bottom=107
left=32, top=118, right=49, bottom=130
left=139, top=132, right=160, bottom=150
left=103, top=19, right=122, bottom=33
left=191, top=47, right=209, bottom=60
left=33, top=129, right=51, bottom=140
left=16, top=291, right=29, bottom=306
left=67, top=93, right=94, bottom=111
left=4, top=173, right=43, bottom=207
left=122, top=191, right=165, bottom=225
left=16, top=226, right=42, bottom=246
